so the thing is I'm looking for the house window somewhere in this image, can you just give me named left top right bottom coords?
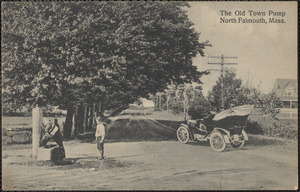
left=283, top=101, right=290, bottom=108
left=293, top=88, right=297, bottom=96
left=284, top=87, right=294, bottom=96
left=291, top=101, right=298, bottom=108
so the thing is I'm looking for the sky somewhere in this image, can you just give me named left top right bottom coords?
left=185, top=1, right=297, bottom=96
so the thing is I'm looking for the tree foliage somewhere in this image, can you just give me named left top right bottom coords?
left=207, top=69, right=282, bottom=118
left=207, top=69, right=250, bottom=112
left=248, top=89, right=282, bottom=118
left=166, top=83, right=210, bottom=118
left=2, top=2, right=209, bottom=112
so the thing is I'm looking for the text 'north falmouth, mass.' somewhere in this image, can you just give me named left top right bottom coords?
left=219, top=10, right=286, bottom=24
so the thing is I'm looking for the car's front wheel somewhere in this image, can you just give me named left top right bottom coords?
left=209, top=131, right=226, bottom=152
left=177, top=127, right=190, bottom=144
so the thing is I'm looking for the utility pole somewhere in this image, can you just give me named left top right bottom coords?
left=208, top=54, right=238, bottom=110
left=183, top=89, right=187, bottom=121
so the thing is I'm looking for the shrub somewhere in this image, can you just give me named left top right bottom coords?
left=246, top=111, right=297, bottom=140
left=169, top=98, right=184, bottom=115
left=188, top=96, right=212, bottom=119
left=249, top=90, right=282, bottom=118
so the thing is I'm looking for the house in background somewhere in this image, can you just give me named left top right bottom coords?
left=272, top=79, right=298, bottom=119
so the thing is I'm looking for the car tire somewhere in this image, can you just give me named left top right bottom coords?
left=209, top=131, right=226, bottom=152
left=177, top=127, right=190, bottom=144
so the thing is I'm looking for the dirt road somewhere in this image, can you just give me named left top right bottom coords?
left=2, top=108, right=298, bottom=190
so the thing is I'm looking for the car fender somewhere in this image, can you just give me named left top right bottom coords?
left=242, top=129, right=249, bottom=140
left=180, top=123, right=188, bottom=129
left=210, top=128, right=231, bottom=143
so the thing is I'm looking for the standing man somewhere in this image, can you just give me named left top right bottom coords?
left=95, top=117, right=106, bottom=160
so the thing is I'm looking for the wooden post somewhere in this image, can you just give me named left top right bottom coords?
left=183, top=90, right=187, bottom=121
left=156, top=93, right=159, bottom=110
left=156, top=94, right=158, bottom=110
left=159, top=93, right=162, bottom=110
left=166, top=94, right=169, bottom=112
left=32, top=107, right=43, bottom=159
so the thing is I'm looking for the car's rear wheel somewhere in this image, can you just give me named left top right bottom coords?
left=209, top=131, right=226, bottom=152
left=231, top=140, right=245, bottom=149
left=177, top=127, right=190, bottom=144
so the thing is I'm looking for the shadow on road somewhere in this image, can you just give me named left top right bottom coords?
left=155, top=120, right=184, bottom=129
left=106, top=118, right=177, bottom=143
left=76, top=117, right=178, bottom=143
left=52, top=156, right=139, bottom=170
left=185, top=141, right=210, bottom=146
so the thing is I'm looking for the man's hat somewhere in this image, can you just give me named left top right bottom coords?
left=96, top=117, right=102, bottom=121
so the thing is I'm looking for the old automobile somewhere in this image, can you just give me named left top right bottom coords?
left=176, top=105, right=254, bottom=152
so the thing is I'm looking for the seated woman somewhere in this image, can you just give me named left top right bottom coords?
left=40, top=118, right=65, bottom=159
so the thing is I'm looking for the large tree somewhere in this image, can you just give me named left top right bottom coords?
left=2, top=2, right=209, bottom=135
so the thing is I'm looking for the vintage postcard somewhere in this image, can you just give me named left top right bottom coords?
left=2, top=1, right=298, bottom=190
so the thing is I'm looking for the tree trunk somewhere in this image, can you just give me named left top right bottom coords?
left=63, top=106, right=74, bottom=139
left=99, top=101, right=102, bottom=115
left=83, top=105, right=88, bottom=133
left=76, top=105, right=84, bottom=134
left=71, top=107, right=78, bottom=138
left=93, top=103, right=98, bottom=127
left=71, top=113, right=75, bottom=137
left=88, top=104, right=93, bottom=131
left=99, top=101, right=104, bottom=116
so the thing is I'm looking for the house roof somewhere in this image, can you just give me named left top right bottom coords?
left=274, top=79, right=297, bottom=90
left=273, top=79, right=297, bottom=99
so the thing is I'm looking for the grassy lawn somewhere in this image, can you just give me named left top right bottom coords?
left=2, top=116, right=66, bottom=129
left=2, top=117, right=33, bottom=128
left=155, top=120, right=184, bottom=130
left=246, top=134, right=297, bottom=152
